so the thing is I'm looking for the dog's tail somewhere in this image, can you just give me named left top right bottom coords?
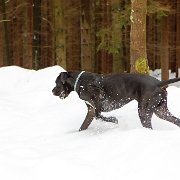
left=158, top=77, right=180, bottom=88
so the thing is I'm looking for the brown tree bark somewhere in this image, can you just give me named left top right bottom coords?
left=95, top=0, right=113, bottom=74
left=130, top=0, right=149, bottom=73
left=40, top=0, right=54, bottom=68
left=112, top=0, right=129, bottom=73
left=160, top=16, right=169, bottom=81
left=53, top=0, right=66, bottom=69
left=169, top=0, right=176, bottom=73
left=1, top=0, right=11, bottom=65
left=14, top=0, right=24, bottom=67
left=32, top=0, right=41, bottom=69
left=176, top=0, right=180, bottom=77
left=47, top=1, right=55, bottom=67
left=0, top=3, right=4, bottom=66
left=26, top=0, right=33, bottom=69
left=105, top=0, right=113, bottom=73
left=80, top=0, right=95, bottom=72
left=64, top=0, right=81, bottom=71
left=40, top=0, right=48, bottom=68
left=147, top=14, right=156, bottom=70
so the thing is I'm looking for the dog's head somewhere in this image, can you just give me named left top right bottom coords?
left=52, top=72, right=73, bottom=99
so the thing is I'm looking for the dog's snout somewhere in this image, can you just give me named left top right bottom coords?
left=52, top=87, right=58, bottom=96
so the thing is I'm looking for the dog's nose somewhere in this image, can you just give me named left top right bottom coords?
left=52, top=87, right=60, bottom=96
left=52, top=88, right=56, bottom=95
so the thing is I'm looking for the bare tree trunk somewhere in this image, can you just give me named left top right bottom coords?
left=81, top=0, right=90, bottom=71
left=176, top=0, right=180, bottom=77
left=53, top=0, right=66, bottom=69
left=8, top=0, right=16, bottom=66
left=40, top=0, right=54, bottom=68
left=95, top=0, right=113, bottom=74
left=33, top=0, right=41, bottom=70
left=147, top=14, right=156, bottom=70
left=40, top=0, right=48, bottom=68
left=45, top=0, right=54, bottom=67
left=14, top=0, right=23, bottom=67
left=1, top=0, right=11, bottom=65
left=105, top=0, right=113, bottom=73
left=0, top=3, right=4, bottom=66
left=94, top=0, right=102, bottom=73
left=160, top=16, right=169, bottom=81
left=89, top=0, right=96, bottom=72
left=112, top=0, right=126, bottom=73
left=64, top=0, right=81, bottom=71
left=80, top=0, right=95, bottom=72
left=130, top=0, right=149, bottom=74
left=26, top=0, right=33, bottom=68
left=169, top=0, right=176, bottom=73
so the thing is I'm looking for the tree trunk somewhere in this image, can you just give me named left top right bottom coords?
left=0, top=3, right=3, bottom=66
left=53, top=0, right=66, bottom=69
left=160, top=16, right=169, bottom=81
left=40, top=0, right=48, bottom=68
left=112, top=0, right=126, bottom=73
left=176, top=0, right=180, bottom=77
left=130, top=0, right=149, bottom=74
left=105, top=0, right=113, bottom=73
left=1, top=0, right=11, bottom=65
left=147, top=14, right=156, bottom=70
left=40, top=0, right=54, bottom=68
left=89, top=0, right=96, bottom=72
left=26, top=0, right=33, bottom=68
left=95, top=0, right=113, bottom=74
left=46, top=1, right=54, bottom=67
left=64, top=0, right=81, bottom=71
left=80, top=0, right=95, bottom=72
left=169, top=0, right=176, bottom=73
left=14, top=0, right=24, bottom=67
left=32, top=0, right=41, bottom=70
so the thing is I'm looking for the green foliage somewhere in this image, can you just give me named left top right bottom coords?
left=96, top=3, right=131, bottom=55
left=96, top=0, right=169, bottom=55
left=112, top=4, right=131, bottom=28
left=135, top=57, right=149, bottom=74
left=96, top=27, right=120, bottom=55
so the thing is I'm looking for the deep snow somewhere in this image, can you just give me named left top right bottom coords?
left=0, top=66, right=180, bottom=180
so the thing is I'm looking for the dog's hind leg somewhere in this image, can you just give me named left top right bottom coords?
left=79, top=103, right=95, bottom=131
left=138, top=103, right=153, bottom=129
left=97, top=115, right=118, bottom=124
left=154, top=101, right=180, bottom=127
left=94, top=105, right=118, bottom=124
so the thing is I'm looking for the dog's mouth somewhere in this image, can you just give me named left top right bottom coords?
left=59, top=92, right=67, bottom=99
left=52, top=89, right=66, bottom=99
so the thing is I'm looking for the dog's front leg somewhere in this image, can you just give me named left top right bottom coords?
left=79, top=103, right=95, bottom=131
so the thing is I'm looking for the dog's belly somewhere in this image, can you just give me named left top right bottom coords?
left=100, top=97, right=133, bottom=112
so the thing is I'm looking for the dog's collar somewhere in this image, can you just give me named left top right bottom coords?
left=74, top=71, right=85, bottom=91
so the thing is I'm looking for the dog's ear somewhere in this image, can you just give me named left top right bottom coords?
left=60, top=72, right=69, bottom=84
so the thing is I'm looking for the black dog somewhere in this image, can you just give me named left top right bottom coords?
left=52, top=71, right=180, bottom=131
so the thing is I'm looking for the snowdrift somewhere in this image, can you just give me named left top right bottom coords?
left=0, top=66, right=180, bottom=180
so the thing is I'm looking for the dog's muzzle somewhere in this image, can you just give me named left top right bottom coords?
left=59, top=92, right=66, bottom=99
left=52, top=88, right=66, bottom=99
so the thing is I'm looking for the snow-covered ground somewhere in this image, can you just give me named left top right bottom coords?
left=0, top=66, right=180, bottom=180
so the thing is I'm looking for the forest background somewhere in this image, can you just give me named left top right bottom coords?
left=0, top=0, right=179, bottom=80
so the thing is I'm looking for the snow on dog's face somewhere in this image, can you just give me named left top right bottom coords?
left=52, top=72, right=72, bottom=99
